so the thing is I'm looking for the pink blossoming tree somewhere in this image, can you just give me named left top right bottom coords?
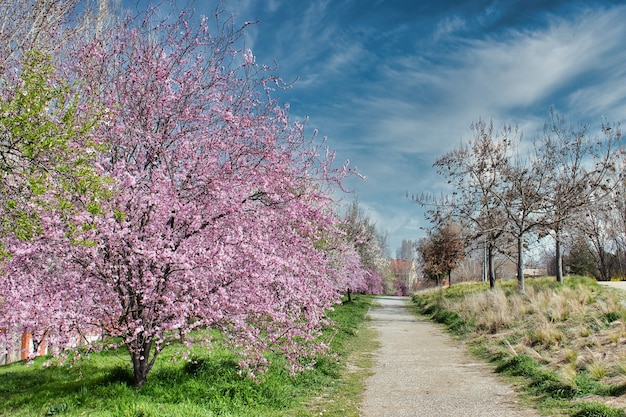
left=0, top=4, right=360, bottom=387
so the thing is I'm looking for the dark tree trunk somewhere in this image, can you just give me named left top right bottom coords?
left=598, top=248, right=610, bottom=281
left=517, top=236, right=525, bottom=293
left=130, top=339, right=154, bottom=388
left=556, top=234, right=563, bottom=283
left=488, top=244, right=496, bottom=289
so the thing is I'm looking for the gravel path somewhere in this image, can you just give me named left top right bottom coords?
left=359, top=296, right=540, bottom=417
left=598, top=281, right=626, bottom=290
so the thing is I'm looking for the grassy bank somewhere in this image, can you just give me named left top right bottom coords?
left=412, top=277, right=626, bottom=417
left=0, top=295, right=376, bottom=417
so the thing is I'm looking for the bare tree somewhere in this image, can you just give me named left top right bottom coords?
left=0, top=0, right=119, bottom=62
left=579, top=204, right=616, bottom=280
left=420, top=114, right=620, bottom=291
left=497, top=133, right=554, bottom=292
left=423, top=119, right=513, bottom=288
left=581, top=154, right=626, bottom=278
left=435, top=120, right=548, bottom=292
left=537, top=111, right=621, bottom=283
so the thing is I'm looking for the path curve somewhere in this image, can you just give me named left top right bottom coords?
left=359, top=296, right=540, bottom=417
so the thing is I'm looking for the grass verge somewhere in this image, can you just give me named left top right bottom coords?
left=412, top=277, right=626, bottom=417
left=0, top=295, right=376, bottom=417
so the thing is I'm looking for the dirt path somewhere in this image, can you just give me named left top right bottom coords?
left=598, top=281, right=626, bottom=290
left=359, top=296, right=540, bottom=417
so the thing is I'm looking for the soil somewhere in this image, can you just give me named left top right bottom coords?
left=359, top=296, right=541, bottom=417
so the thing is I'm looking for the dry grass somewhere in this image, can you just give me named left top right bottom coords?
left=448, top=288, right=514, bottom=333
left=413, top=276, right=626, bottom=415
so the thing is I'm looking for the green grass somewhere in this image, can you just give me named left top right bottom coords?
left=0, top=295, right=375, bottom=417
left=281, top=305, right=379, bottom=417
left=412, top=277, right=626, bottom=417
left=572, top=402, right=626, bottom=417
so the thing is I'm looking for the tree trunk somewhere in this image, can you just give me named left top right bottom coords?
left=448, top=270, right=452, bottom=287
left=488, top=243, right=496, bottom=289
left=599, top=248, right=610, bottom=281
left=555, top=233, right=563, bottom=283
left=131, top=339, right=154, bottom=388
left=517, top=236, right=525, bottom=293
left=346, top=288, right=352, bottom=303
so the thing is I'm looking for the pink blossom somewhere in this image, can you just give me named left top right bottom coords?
left=0, top=5, right=363, bottom=388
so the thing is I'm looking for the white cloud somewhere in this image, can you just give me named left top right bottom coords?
left=328, top=4, right=626, bottom=248
left=451, top=6, right=626, bottom=113
left=568, top=81, right=626, bottom=123
left=434, top=15, right=467, bottom=40
left=343, top=5, right=626, bottom=150
left=219, top=2, right=626, bottom=250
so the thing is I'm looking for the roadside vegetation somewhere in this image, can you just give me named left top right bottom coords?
left=0, top=296, right=375, bottom=417
left=413, top=276, right=626, bottom=416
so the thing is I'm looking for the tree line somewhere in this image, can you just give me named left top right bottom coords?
left=415, top=113, right=623, bottom=292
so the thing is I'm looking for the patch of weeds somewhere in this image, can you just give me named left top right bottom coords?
left=431, top=309, right=470, bottom=335
left=573, top=373, right=609, bottom=396
left=587, top=362, right=608, bottom=381
left=572, top=402, right=626, bottom=417
left=565, top=348, right=578, bottom=364
left=495, top=355, right=538, bottom=376
left=602, top=311, right=622, bottom=325
left=495, top=355, right=578, bottom=399
left=607, top=383, right=626, bottom=397
left=45, top=402, right=69, bottom=416
left=413, top=295, right=471, bottom=335
left=117, top=402, right=152, bottom=417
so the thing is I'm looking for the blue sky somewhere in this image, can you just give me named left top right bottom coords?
left=135, top=0, right=626, bottom=254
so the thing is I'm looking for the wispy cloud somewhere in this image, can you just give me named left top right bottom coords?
left=326, top=3, right=626, bottom=247
left=434, top=15, right=467, bottom=40
left=335, top=4, right=626, bottom=148
left=200, top=1, right=626, bottom=250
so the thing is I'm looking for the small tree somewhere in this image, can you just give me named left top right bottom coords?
left=564, top=233, right=597, bottom=277
left=416, top=222, right=464, bottom=287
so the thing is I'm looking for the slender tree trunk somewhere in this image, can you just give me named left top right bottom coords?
left=488, top=243, right=496, bottom=289
left=448, top=270, right=452, bottom=287
left=597, top=248, right=607, bottom=280
left=517, top=235, right=525, bottom=293
left=555, top=232, right=563, bottom=283
left=346, top=288, right=352, bottom=303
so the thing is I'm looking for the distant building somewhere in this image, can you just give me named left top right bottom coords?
left=0, top=332, right=47, bottom=365
left=523, top=268, right=548, bottom=278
